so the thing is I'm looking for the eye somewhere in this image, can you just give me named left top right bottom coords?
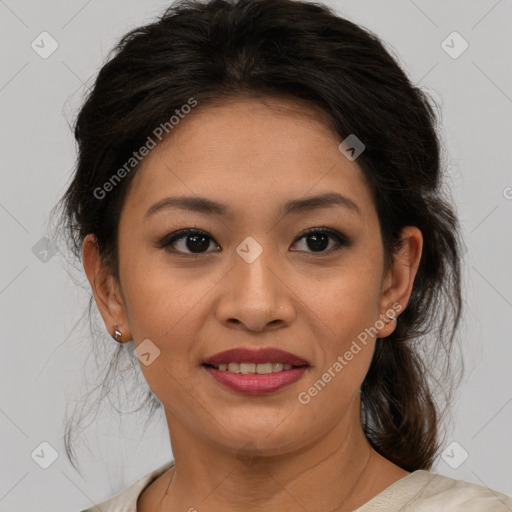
left=159, top=228, right=220, bottom=255
left=158, top=227, right=351, bottom=256
left=291, top=228, right=351, bottom=255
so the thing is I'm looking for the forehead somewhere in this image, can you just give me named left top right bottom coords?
left=123, top=97, right=375, bottom=225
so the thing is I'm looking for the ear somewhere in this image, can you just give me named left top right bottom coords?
left=376, top=226, right=423, bottom=338
left=82, top=233, right=131, bottom=342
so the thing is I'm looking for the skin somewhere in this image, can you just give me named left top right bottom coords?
left=83, top=97, right=423, bottom=512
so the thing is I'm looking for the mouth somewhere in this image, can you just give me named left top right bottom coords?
left=202, top=362, right=306, bottom=373
left=201, top=347, right=310, bottom=394
left=202, top=347, right=310, bottom=367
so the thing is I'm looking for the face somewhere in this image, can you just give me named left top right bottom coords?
left=85, top=97, right=419, bottom=458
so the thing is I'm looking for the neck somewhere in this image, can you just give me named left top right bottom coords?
left=139, top=399, right=410, bottom=512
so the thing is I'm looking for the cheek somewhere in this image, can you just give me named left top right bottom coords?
left=119, top=250, right=207, bottom=338
left=296, top=282, right=380, bottom=422
left=307, top=259, right=383, bottom=338
left=300, top=256, right=382, bottom=385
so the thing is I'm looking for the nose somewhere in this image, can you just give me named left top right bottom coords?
left=214, top=248, right=296, bottom=333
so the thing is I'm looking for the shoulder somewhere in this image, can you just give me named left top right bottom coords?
left=415, top=471, right=512, bottom=510
left=78, top=459, right=175, bottom=512
left=356, top=470, right=512, bottom=511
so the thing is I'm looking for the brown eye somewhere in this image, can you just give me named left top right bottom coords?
left=159, top=229, right=219, bottom=255
left=291, top=228, right=351, bottom=255
left=159, top=227, right=351, bottom=257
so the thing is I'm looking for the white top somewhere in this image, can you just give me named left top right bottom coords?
left=80, top=459, right=512, bottom=511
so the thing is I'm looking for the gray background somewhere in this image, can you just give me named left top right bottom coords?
left=1, top=0, right=511, bottom=510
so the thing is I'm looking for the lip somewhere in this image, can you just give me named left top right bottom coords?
left=203, top=365, right=309, bottom=395
left=202, top=348, right=310, bottom=395
left=202, top=347, right=309, bottom=367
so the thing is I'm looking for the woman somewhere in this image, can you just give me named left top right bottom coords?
left=53, top=0, right=512, bottom=510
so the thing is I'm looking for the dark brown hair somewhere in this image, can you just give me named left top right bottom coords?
left=51, top=0, right=464, bottom=474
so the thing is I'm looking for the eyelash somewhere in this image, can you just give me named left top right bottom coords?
left=158, top=227, right=352, bottom=257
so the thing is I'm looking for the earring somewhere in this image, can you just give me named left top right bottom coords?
left=383, top=313, right=398, bottom=324
left=111, top=326, right=122, bottom=343
left=381, top=314, right=398, bottom=336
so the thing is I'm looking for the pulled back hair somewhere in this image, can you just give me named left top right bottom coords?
left=52, top=0, right=464, bottom=474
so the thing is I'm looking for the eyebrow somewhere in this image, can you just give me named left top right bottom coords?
left=145, top=192, right=361, bottom=219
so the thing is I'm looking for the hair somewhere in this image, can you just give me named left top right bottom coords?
left=50, top=0, right=464, bottom=474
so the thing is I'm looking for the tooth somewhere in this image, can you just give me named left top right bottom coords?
left=256, top=362, right=273, bottom=374
left=218, top=362, right=296, bottom=373
left=228, top=362, right=240, bottom=373
left=240, top=362, right=256, bottom=374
